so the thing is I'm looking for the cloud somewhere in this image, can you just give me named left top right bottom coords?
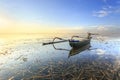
left=93, top=0, right=120, bottom=17
left=93, top=6, right=120, bottom=17
left=93, top=10, right=108, bottom=17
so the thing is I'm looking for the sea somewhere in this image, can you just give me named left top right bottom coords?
left=0, top=33, right=120, bottom=80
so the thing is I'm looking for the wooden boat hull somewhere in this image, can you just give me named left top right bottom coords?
left=69, top=39, right=90, bottom=49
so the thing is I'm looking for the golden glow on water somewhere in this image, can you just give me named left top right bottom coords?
left=0, top=33, right=71, bottom=54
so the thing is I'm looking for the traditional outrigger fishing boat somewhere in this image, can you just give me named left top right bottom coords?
left=43, top=33, right=98, bottom=57
left=43, top=33, right=98, bottom=49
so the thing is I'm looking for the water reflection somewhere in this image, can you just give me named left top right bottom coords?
left=0, top=34, right=119, bottom=80
left=69, top=44, right=90, bottom=58
left=53, top=43, right=91, bottom=58
left=52, top=38, right=91, bottom=58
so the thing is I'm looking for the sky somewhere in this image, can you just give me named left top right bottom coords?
left=0, top=0, right=120, bottom=33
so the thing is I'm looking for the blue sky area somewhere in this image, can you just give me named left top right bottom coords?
left=0, top=0, right=120, bottom=28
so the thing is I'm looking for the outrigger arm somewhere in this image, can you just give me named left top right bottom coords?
left=42, top=37, right=69, bottom=45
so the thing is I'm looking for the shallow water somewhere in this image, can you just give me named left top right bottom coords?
left=0, top=33, right=120, bottom=80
